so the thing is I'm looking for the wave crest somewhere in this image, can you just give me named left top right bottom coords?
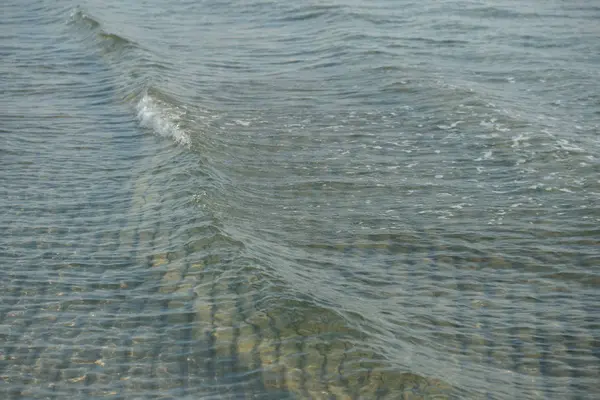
left=136, top=92, right=190, bottom=146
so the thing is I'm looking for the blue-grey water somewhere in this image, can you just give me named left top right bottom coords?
left=1, top=1, right=599, bottom=399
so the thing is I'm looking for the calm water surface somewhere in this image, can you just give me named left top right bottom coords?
left=1, top=0, right=599, bottom=399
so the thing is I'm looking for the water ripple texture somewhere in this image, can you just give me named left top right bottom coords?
left=1, top=0, right=599, bottom=399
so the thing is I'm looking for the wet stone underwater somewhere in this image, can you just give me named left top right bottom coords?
left=2, top=126, right=598, bottom=399
left=1, top=135, right=453, bottom=400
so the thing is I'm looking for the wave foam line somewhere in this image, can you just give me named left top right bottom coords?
left=136, top=93, right=190, bottom=146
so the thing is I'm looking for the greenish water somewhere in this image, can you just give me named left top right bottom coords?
left=1, top=1, right=599, bottom=399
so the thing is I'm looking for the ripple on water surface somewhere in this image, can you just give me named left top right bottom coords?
left=2, top=1, right=600, bottom=399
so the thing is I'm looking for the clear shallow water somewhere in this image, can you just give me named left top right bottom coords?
left=1, top=0, right=599, bottom=399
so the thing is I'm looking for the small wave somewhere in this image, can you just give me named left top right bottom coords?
left=69, top=7, right=141, bottom=58
left=69, top=7, right=191, bottom=147
left=68, top=7, right=100, bottom=29
left=273, top=4, right=344, bottom=23
left=136, top=92, right=190, bottom=146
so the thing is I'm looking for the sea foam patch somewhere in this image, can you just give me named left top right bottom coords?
left=136, top=92, right=190, bottom=146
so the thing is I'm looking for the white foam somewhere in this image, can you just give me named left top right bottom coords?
left=475, top=150, right=493, bottom=161
left=511, top=133, right=530, bottom=148
left=556, top=139, right=584, bottom=153
left=437, top=120, right=464, bottom=130
left=234, top=119, right=250, bottom=127
left=136, top=93, right=190, bottom=146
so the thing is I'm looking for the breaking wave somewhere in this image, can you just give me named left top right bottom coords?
left=135, top=91, right=190, bottom=146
